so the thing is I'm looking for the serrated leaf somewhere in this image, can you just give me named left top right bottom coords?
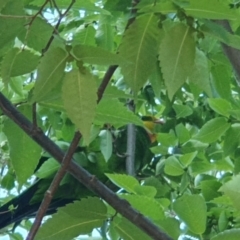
left=0, top=0, right=25, bottom=51
left=95, top=98, right=143, bottom=128
left=99, top=129, right=112, bottom=162
left=159, top=23, right=195, bottom=99
left=122, top=194, right=164, bottom=220
left=19, top=17, right=53, bottom=52
left=184, top=0, right=239, bottom=20
left=62, top=68, right=97, bottom=144
left=219, top=175, right=240, bottom=210
left=105, top=173, right=139, bottom=194
left=173, top=194, right=207, bottom=234
left=35, top=198, right=107, bottom=240
left=72, top=44, right=126, bottom=65
left=208, top=98, right=232, bottom=117
left=164, top=156, right=184, bottom=176
left=1, top=48, right=39, bottom=84
left=32, top=47, right=68, bottom=102
left=119, top=14, right=160, bottom=95
left=211, top=229, right=240, bottom=240
left=133, top=185, right=157, bottom=198
left=3, top=105, right=41, bottom=185
left=194, top=117, right=230, bottom=143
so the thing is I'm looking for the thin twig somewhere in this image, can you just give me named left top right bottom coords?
left=26, top=132, right=81, bottom=240
left=43, top=0, right=76, bottom=53
left=27, top=0, right=50, bottom=26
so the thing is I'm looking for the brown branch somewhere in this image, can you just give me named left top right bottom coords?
left=97, top=65, right=118, bottom=103
left=0, top=93, right=171, bottom=240
left=214, top=20, right=240, bottom=85
left=26, top=132, right=81, bottom=240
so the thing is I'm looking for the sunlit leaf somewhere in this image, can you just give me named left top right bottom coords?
left=194, top=117, right=230, bottom=143
left=173, top=194, right=207, bottom=234
left=159, top=23, right=195, bottom=99
left=62, top=68, right=97, bottom=144
left=119, top=14, right=160, bottom=95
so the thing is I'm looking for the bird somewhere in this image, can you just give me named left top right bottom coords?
left=0, top=116, right=163, bottom=232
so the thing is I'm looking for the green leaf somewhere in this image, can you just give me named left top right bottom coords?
left=159, top=23, right=195, bottom=99
left=173, top=104, right=193, bottom=118
left=122, top=194, right=164, bottom=220
left=175, top=123, right=190, bottom=144
left=62, top=68, right=97, bottom=144
left=18, top=17, right=53, bottom=52
left=35, top=198, right=107, bottom=240
left=0, top=0, right=25, bottom=51
left=73, top=26, right=96, bottom=46
left=96, top=16, right=114, bottom=51
left=188, top=49, right=212, bottom=97
left=223, top=124, right=240, bottom=156
left=1, top=170, right=15, bottom=190
left=72, top=45, right=126, bottom=65
left=200, top=180, right=221, bottom=201
left=218, top=211, right=228, bottom=232
left=119, top=14, right=160, bottom=95
left=32, top=47, right=68, bottom=102
left=156, top=132, right=178, bottom=147
left=99, top=129, right=112, bottom=162
left=113, top=218, right=151, bottom=240
left=208, top=98, right=232, bottom=117
left=35, top=158, right=59, bottom=179
left=179, top=151, right=197, bottom=168
left=211, top=229, right=240, bottom=240
left=211, top=65, right=231, bottom=100
left=184, top=0, right=239, bottom=20
left=173, top=194, right=207, bottom=234
left=105, top=173, right=139, bottom=194
left=157, top=217, right=180, bottom=240
left=95, top=98, right=143, bottom=128
left=219, top=175, right=240, bottom=210
left=164, top=156, right=184, bottom=176
left=133, top=185, right=157, bottom=198
left=3, top=105, right=41, bottom=185
left=194, top=117, right=230, bottom=143
left=1, top=48, right=39, bottom=84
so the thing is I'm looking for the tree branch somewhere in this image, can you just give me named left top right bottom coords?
left=0, top=93, right=172, bottom=240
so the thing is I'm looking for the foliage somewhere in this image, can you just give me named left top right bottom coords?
left=0, top=0, right=240, bottom=240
